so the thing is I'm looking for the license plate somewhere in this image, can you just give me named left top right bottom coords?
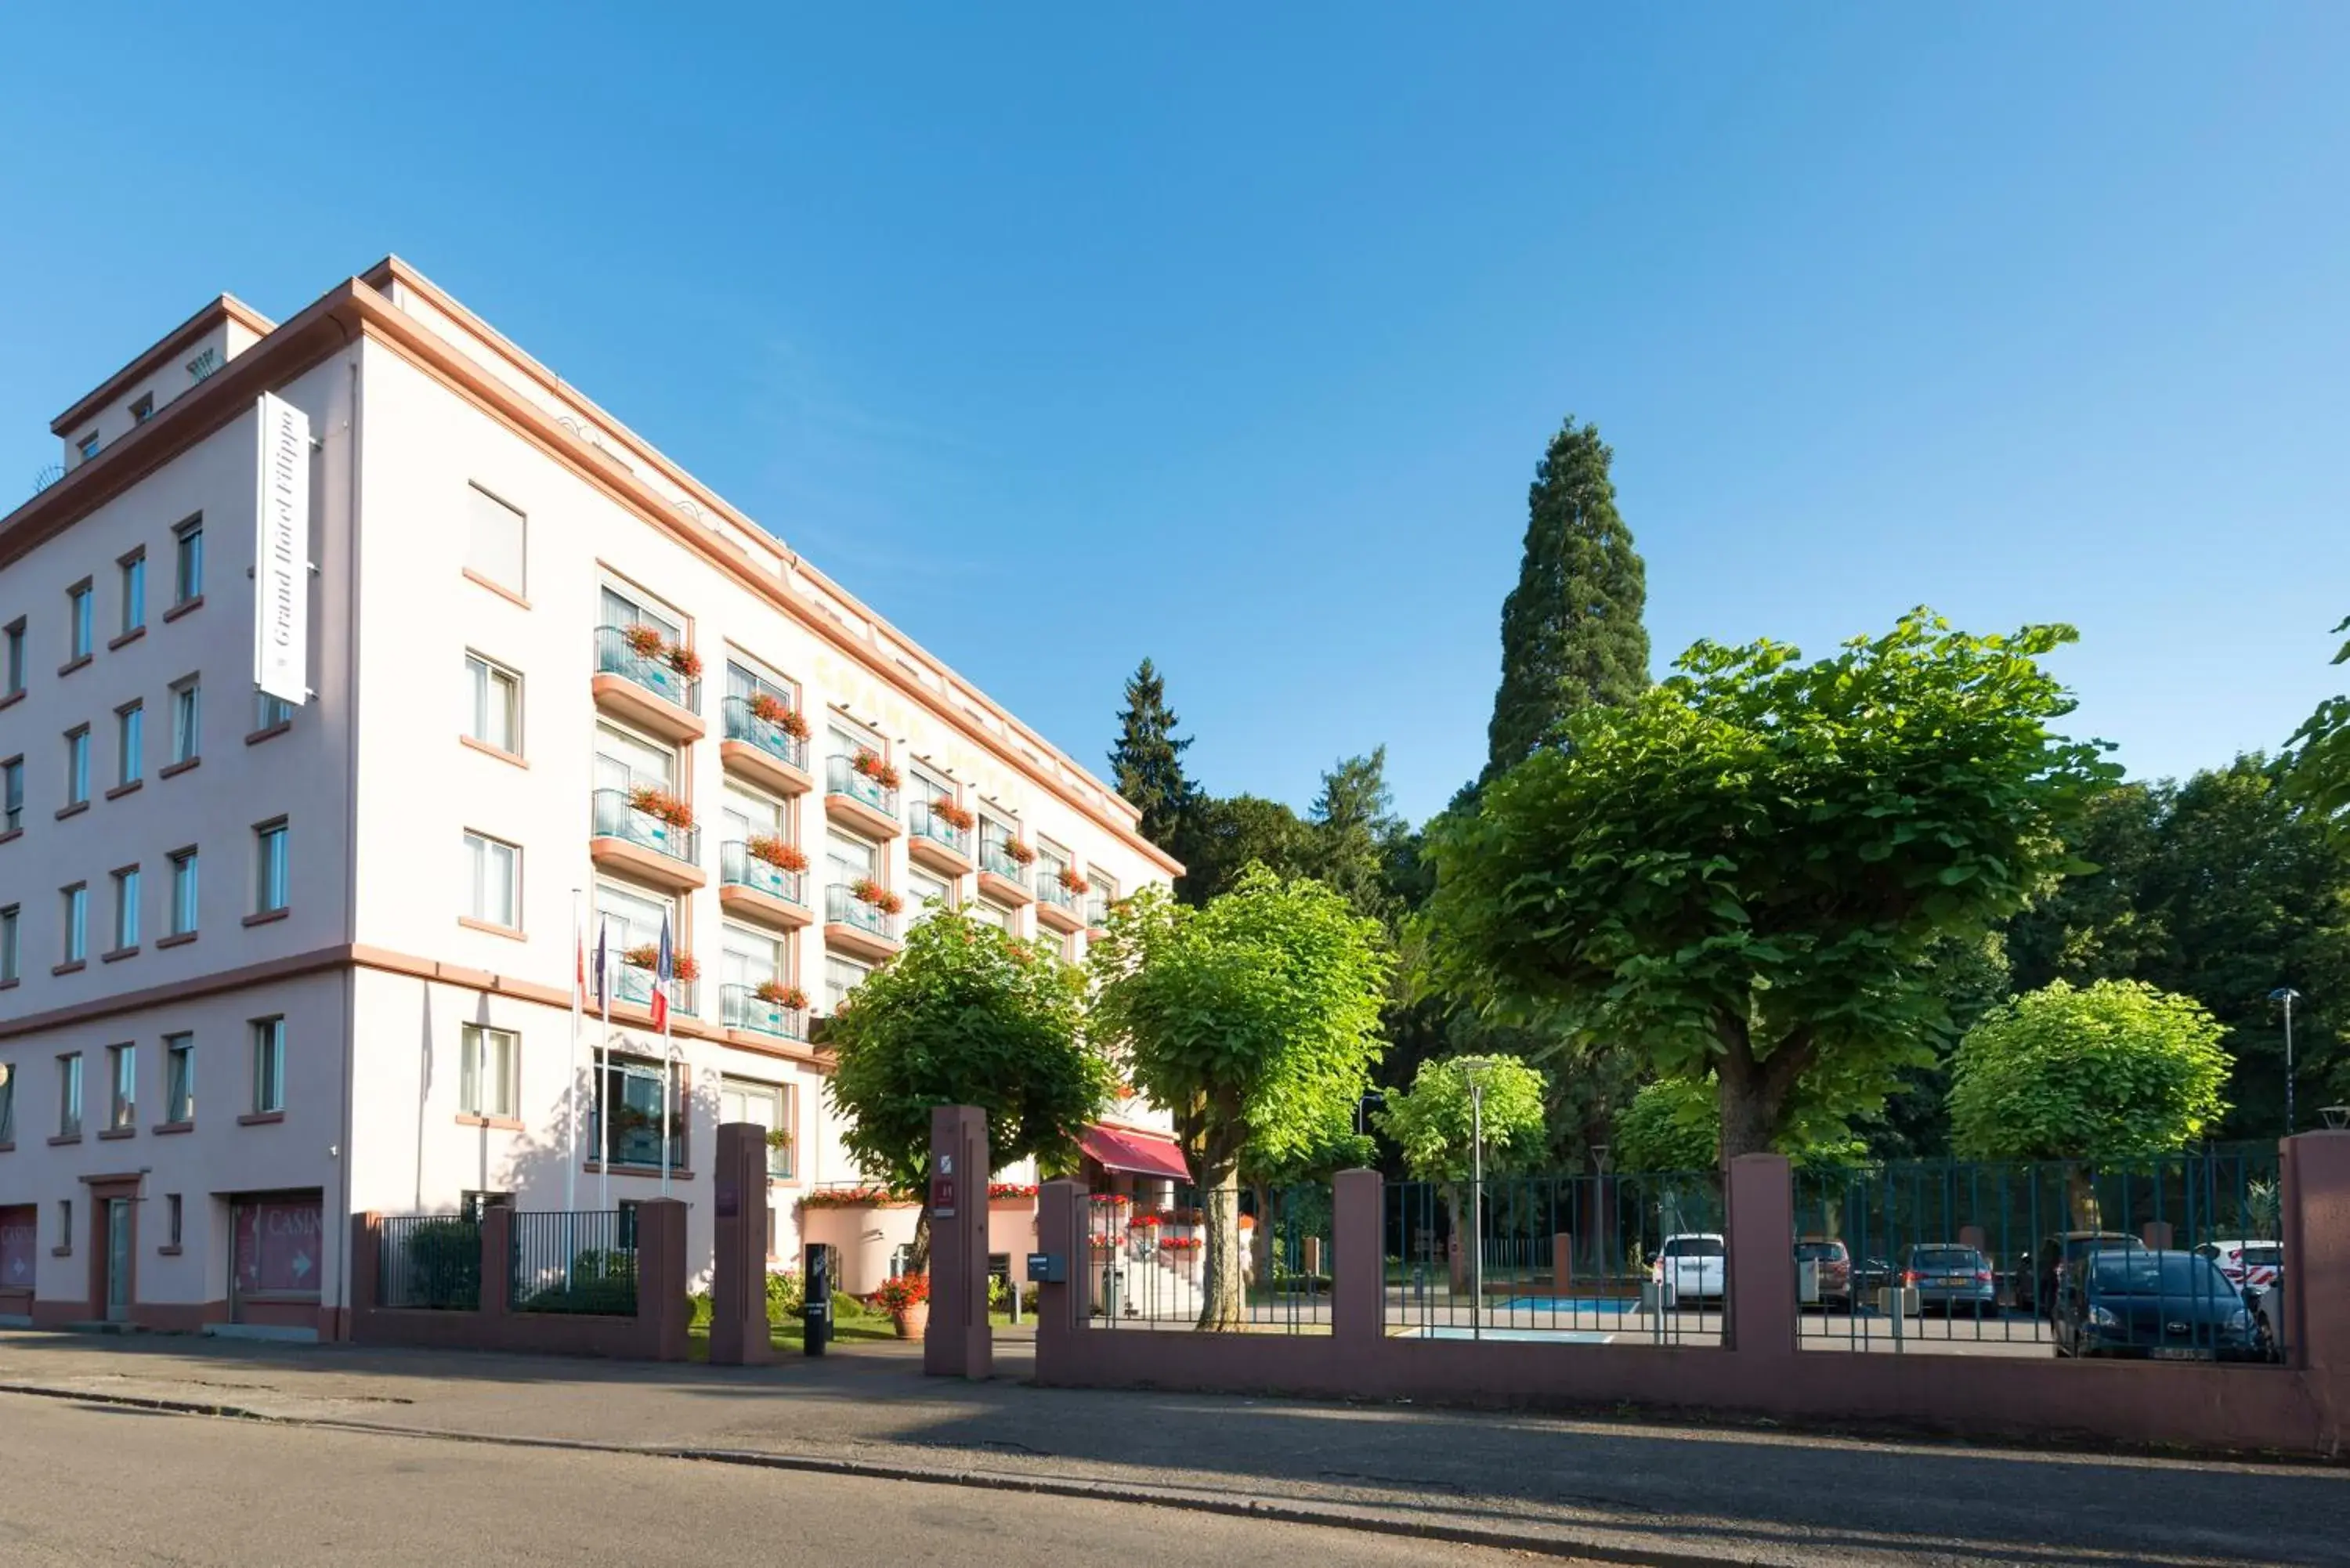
left=2149, top=1348, right=2212, bottom=1360
left=1936, top=1277, right=1968, bottom=1288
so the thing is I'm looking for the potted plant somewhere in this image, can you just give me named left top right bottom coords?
left=765, top=1126, right=794, bottom=1156
left=1002, top=837, right=1036, bottom=866
left=622, top=945, right=699, bottom=984
left=623, top=623, right=668, bottom=660
left=747, top=691, right=811, bottom=739
left=627, top=785, right=694, bottom=829
left=1057, top=866, right=1089, bottom=895
left=848, top=878, right=904, bottom=915
left=873, top=1273, right=931, bottom=1339
left=746, top=835, right=808, bottom=873
left=667, top=644, right=703, bottom=679
left=931, top=798, right=974, bottom=832
left=850, top=749, right=901, bottom=790
left=754, top=980, right=810, bottom=1011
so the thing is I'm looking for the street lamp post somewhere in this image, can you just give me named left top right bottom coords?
left=1462, top=1060, right=1491, bottom=1342
left=1355, top=1091, right=1386, bottom=1138
left=2272, top=988, right=2302, bottom=1136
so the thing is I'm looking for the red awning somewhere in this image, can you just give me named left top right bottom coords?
left=1079, top=1124, right=1191, bottom=1181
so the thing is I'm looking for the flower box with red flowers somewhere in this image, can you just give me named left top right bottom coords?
left=747, top=690, right=811, bottom=739
left=1156, top=1237, right=1204, bottom=1254
left=848, top=877, right=905, bottom=915
left=626, top=786, right=695, bottom=829
left=1057, top=867, right=1090, bottom=895
left=623, top=944, right=700, bottom=983
left=1001, top=837, right=1037, bottom=867
left=747, top=835, right=808, bottom=873
left=754, top=981, right=809, bottom=1010
left=851, top=749, right=902, bottom=791
left=931, top=799, right=975, bottom=832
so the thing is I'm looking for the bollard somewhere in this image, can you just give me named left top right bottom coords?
left=804, top=1242, right=832, bottom=1357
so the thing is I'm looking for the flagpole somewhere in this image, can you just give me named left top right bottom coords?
left=659, top=913, right=674, bottom=1203
left=566, top=888, right=580, bottom=1217
left=598, top=918, right=612, bottom=1218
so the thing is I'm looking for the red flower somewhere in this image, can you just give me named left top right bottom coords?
left=622, top=945, right=698, bottom=982
left=754, top=980, right=809, bottom=1010
left=850, top=748, right=902, bottom=791
left=747, top=835, right=808, bottom=873
left=848, top=877, right=902, bottom=915
left=931, top=798, right=975, bottom=832
left=872, top=1274, right=930, bottom=1313
left=1002, top=838, right=1036, bottom=866
left=1058, top=867, right=1090, bottom=894
left=627, top=786, right=694, bottom=829
left=623, top=623, right=667, bottom=659
left=667, top=645, right=703, bottom=679
left=747, top=691, right=808, bottom=739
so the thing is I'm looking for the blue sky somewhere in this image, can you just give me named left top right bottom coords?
left=3, top=5, right=2344, bottom=824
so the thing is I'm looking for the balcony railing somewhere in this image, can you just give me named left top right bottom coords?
left=825, top=754, right=900, bottom=819
left=908, top=800, right=970, bottom=858
left=721, top=841, right=807, bottom=908
left=826, top=883, right=901, bottom=942
left=1038, top=873, right=1079, bottom=914
left=613, top=959, right=699, bottom=1018
left=592, top=788, right=701, bottom=869
left=721, top=695, right=807, bottom=771
left=1087, top=894, right=1112, bottom=929
left=595, top=625, right=702, bottom=715
left=721, top=983, right=808, bottom=1042
left=981, top=846, right=1029, bottom=888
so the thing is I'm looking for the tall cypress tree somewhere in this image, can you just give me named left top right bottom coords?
left=1482, top=417, right=1650, bottom=782
left=1109, top=658, right=1194, bottom=851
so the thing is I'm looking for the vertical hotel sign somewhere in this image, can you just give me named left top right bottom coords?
left=253, top=392, right=309, bottom=707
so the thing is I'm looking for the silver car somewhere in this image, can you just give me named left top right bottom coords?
left=1901, top=1244, right=1997, bottom=1317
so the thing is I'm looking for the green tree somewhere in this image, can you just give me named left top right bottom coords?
left=825, top=912, right=1112, bottom=1269
left=2005, top=784, right=2168, bottom=992
left=1089, top=872, right=1391, bottom=1328
left=1483, top=417, right=1650, bottom=782
left=1612, top=1078, right=1870, bottom=1171
left=1425, top=609, right=2116, bottom=1161
left=1376, top=1055, right=1548, bottom=1261
left=1947, top=980, right=2231, bottom=1220
left=1306, top=748, right=1406, bottom=927
left=2284, top=613, right=2350, bottom=829
left=1108, top=658, right=1194, bottom=852
left=1173, top=793, right=1311, bottom=905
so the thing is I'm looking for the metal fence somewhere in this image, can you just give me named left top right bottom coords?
left=1384, top=1170, right=1726, bottom=1344
left=508, top=1210, right=639, bottom=1317
left=377, top=1214, right=481, bottom=1310
left=1082, top=1185, right=1334, bottom=1332
left=1791, top=1149, right=2285, bottom=1361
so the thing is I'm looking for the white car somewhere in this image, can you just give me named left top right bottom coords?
left=1654, top=1233, right=1727, bottom=1304
left=2195, top=1239, right=2282, bottom=1291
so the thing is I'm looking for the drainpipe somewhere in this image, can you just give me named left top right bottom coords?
left=331, top=345, right=363, bottom=1336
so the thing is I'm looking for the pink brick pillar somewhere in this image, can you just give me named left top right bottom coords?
left=709, top=1122, right=775, bottom=1366
left=349, top=1213, right=381, bottom=1317
left=2283, top=1132, right=2350, bottom=1428
left=634, top=1198, right=690, bottom=1361
left=1332, top=1169, right=1381, bottom=1347
left=2140, top=1220, right=2175, bottom=1251
left=1554, top=1230, right=1574, bottom=1295
left=924, top=1104, right=992, bottom=1379
left=1726, top=1154, right=1795, bottom=1357
left=1034, top=1179, right=1083, bottom=1378
left=479, top=1205, right=513, bottom=1320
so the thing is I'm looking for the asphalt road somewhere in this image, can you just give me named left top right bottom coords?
left=0, top=1396, right=1545, bottom=1567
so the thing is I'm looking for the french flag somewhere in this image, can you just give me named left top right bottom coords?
left=651, top=913, right=674, bottom=1034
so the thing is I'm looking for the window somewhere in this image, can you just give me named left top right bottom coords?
left=971, top=901, right=1010, bottom=931
left=3, top=620, right=21, bottom=695
left=594, top=721, right=675, bottom=795
left=464, top=831, right=520, bottom=928
left=466, top=485, right=526, bottom=593
left=593, top=880, right=676, bottom=958
left=721, top=1077, right=792, bottom=1180
left=465, top=654, right=521, bottom=755
left=173, top=517, right=204, bottom=605
left=132, top=394, right=154, bottom=426
left=61, top=884, right=86, bottom=963
left=591, top=1055, right=685, bottom=1170
left=826, top=830, right=877, bottom=893
left=58, top=1053, right=82, bottom=1138
left=250, top=1017, right=285, bottom=1114
left=822, top=954, right=870, bottom=1015
left=166, top=1194, right=183, bottom=1248
left=720, top=923, right=783, bottom=1025
left=599, top=583, right=679, bottom=648
left=164, top=1035, right=193, bottom=1123
left=255, top=691, right=292, bottom=732
left=905, top=868, right=951, bottom=923
left=108, top=1043, right=135, bottom=1130
left=0, top=1062, right=13, bottom=1143
left=169, top=850, right=198, bottom=936
left=0, top=905, right=16, bottom=982
left=170, top=678, right=200, bottom=764
left=460, top=1024, right=518, bottom=1119
left=3, top=757, right=20, bottom=831
left=76, top=431, right=98, bottom=461
left=254, top=821, right=289, bottom=914
left=118, top=702, right=143, bottom=787
left=65, top=727, right=89, bottom=806
left=67, top=582, right=92, bottom=659
left=111, top=866, right=139, bottom=950
left=119, top=552, right=145, bottom=635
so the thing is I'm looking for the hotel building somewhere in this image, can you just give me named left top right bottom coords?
left=0, top=258, right=1178, bottom=1336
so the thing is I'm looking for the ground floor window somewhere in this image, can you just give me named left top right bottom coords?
left=232, top=1193, right=324, bottom=1303
left=590, top=1055, right=686, bottom=1170
left=721, top=1076, right=792, bottom=1179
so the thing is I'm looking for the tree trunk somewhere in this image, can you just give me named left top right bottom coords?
left=1716, top=1013, right=1814, bottom=1161
left=1196, top=1154, right=1246, bottom=1331
left=908, top=1206, right=932, bottom=1277
left=2064, top=1166, right=2101, bottom=1232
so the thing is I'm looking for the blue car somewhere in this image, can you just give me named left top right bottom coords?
left=2052, top=1248, right=2260, bottom=1360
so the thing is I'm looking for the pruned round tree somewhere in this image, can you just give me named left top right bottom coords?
left=1424, top=609, right=2116, bottom=1160
left=824, top=911, right=1112, bottom=1270
left=1088, top=869, right=1391, bottom=1328
left=1947, top=979, right=2231, bottom=1165
left=1611, top=1077, right=1869, bottom=1172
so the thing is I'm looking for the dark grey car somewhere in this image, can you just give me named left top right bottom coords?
left=1901, top=1244, right=1997, bottom=1316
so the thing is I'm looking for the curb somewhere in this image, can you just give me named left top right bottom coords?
left=0, top=1379, right=1770, bottom=1566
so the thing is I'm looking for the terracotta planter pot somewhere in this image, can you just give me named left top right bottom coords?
left=891, top=1301, right=931, bottom=1339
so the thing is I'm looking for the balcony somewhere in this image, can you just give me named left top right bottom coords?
left=823, top=754, right=902, bottom=840
left=592, top=626, right=706, bottom=744
left=906, top=799, right=975, bottom=876
left=721, top=983, right=808, bottom=1044
left=1036, top=873, right=1085, bottom=934
left=977, top=845, right=1035, bottom=907
left=613, top=960, right=699, bottom=1020
left=1087, top=894, right=1113, bottom=930
left=720, top=696, right=812, bottom=797
left=719, top=841, right=813, bottom=929
left=589, top=788, right=707, bottom=891
left=823, top=882, right=902, bottom=963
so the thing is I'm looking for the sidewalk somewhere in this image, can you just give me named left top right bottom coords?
left=0, top=1328, right=2341, bottom=1566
